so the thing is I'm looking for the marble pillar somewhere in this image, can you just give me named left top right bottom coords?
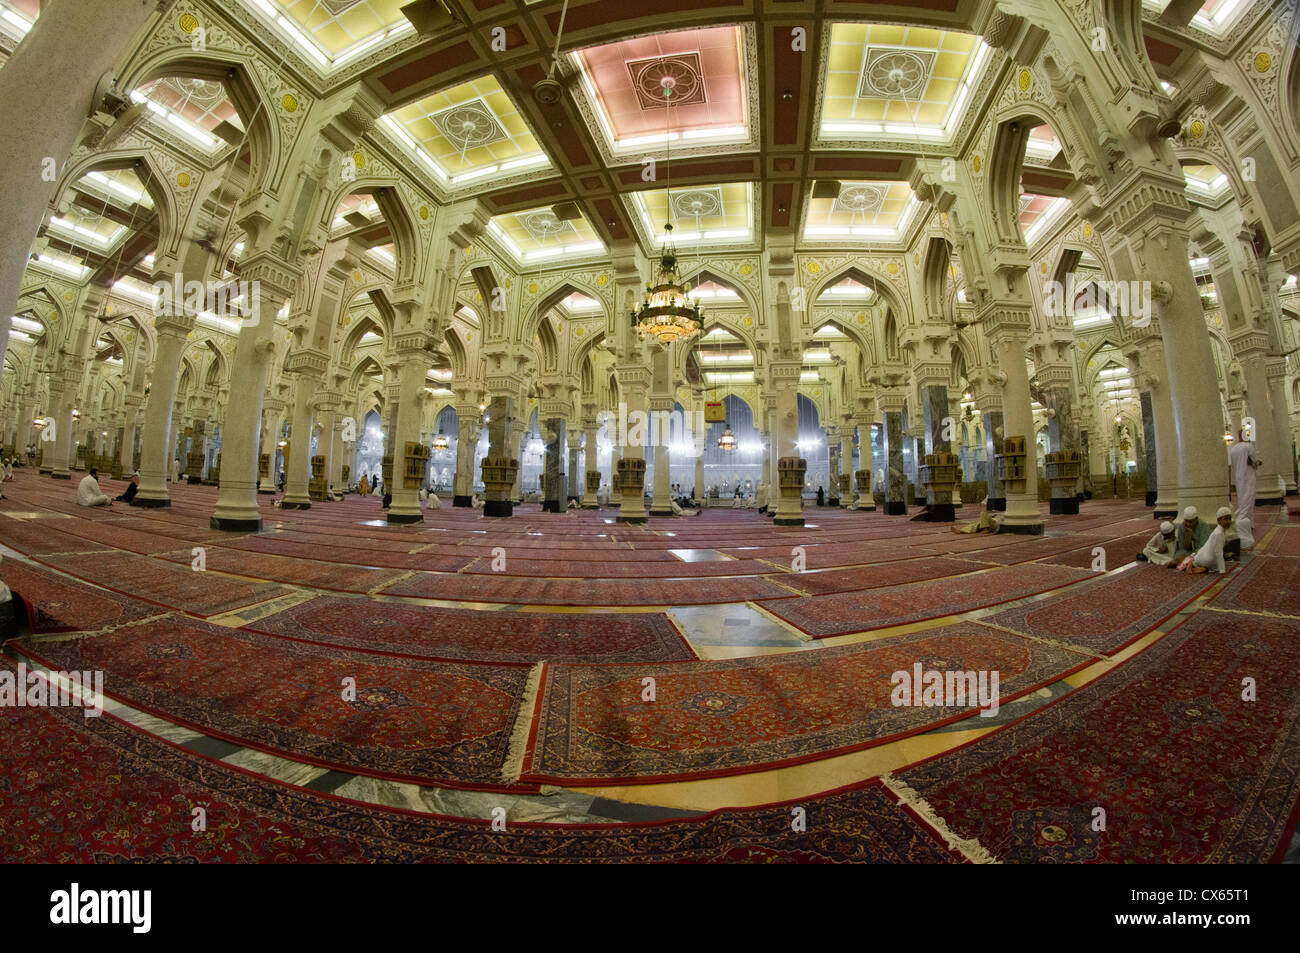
left=483, top=394, right=516, bottom=518
left=772, top=378, right=803, bottom=526
left=387, top=359, right=426, bottom=525
left=983, top=409, right=1005, bottom=511
left=990, top=333, right=1043, bottom=534
left=542, top=416, right=564, bottom=513
left=1266, top=360, right=1296, bottom=496
left=48, top=385, right=74, bottom=479
left=921, top=384, right=955, bottom=521
left=1045, top=385, right=1080, bottom=515
left=826, top=428, right=840, bottom=507
left=281, top=375, right=316, bottom=509
left=1140, top=391, right=1158, bottom=507
left=567, top=427, right=582, bottom=504
left=839, top=429, right=852, bottom=509
left=883, top=411, right=906, bottom=515
left=609, top=444, right=622, bottom=506
left=694, top=456, right=704, bottom=503
left=1237, top=351, right=1284, bottom=505
left=581, top=417, right=599, bottom=509
left=453, top=404, right=480, bottom=507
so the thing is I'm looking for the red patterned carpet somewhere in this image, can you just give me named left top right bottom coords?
left=1208, top=555, right=1300, bottom=617
left=14, top=617, right=533, bottom=790
left=1262, top=525, right=1300, bottom=557
left=0, top=558, right=158, bottom=633
left=380, top=571, right=796, bottom=605
left=36, top=551, right=291, bottom=617
left=0, top=517, right=112, bottom=554
left=246, top=596, right=696, bottom=663
left=897, top=611, right=1300, bottom=862
left=154, top=547, right=407, bottom=594
left=520, top=622, right=1089, bottom=785
left=783, top=556, right=982, bottom=596
left=0, top=694, right=961, bottom=863
left=759, top=563, right=1088, bottom=638
left=984, top=565, right=1217, bottom=655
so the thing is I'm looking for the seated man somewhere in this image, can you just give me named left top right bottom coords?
left=1138, top=521, right=1177, bottom=565
left=327, top=484, right=342, bottom=502
left=426, top=488, right=442, bottom=509
left=1228, top=515, right=1253, bottom=553
left=1168, top=506, right=1211, bottom=568
left=1179, top=506, right=1234, bottom=574
left=77, top=468, right=112, bottom=507
left=115, top=472, right=140, bottom=504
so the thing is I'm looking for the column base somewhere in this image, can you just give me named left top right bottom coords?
left=542, top=500, right=562, bottom=513
left=987, top=497, right=1007, bottom=512
left=132, top=496, right=170, bottom=508
left=854, top=502, right=876, bottom=512
left=1257, top=495, right=1284, bottom=507
left=279, top=500, right=311, bottom=510
left=187, top=476, right=203, bottom=485
left=483, top=500, right=513, bottom=518
left=581, top=504, right=600, bottom=510
left=773, top=516, right=805, bottom=526
left=210, top=515, right=262, bottom=533
left=453, top=495, right=473, bottom=507
left=616, top=515, right=647, bottom=524
left=649, top=506, right=673, bottom=517
left=387, top=511, right=422, bottom=525
left=1000, top=521, right=1045, bottom=535
left=925, top=503, right=956, bottom=522
left=1049, top=498, right=1080, bottom=515
left=883, top=500, right=906, bottom=516
left=51, top=473, right=71, bottom=480
left=1286, top=488, right=1298, bottom=496
left=257, top=489, right=276, bottom=495
left=1154, top=508, right=1178, bottom=519
left=827, top=496, right=839, bottom=508
left=1145, top=490, right=1157, bottom=506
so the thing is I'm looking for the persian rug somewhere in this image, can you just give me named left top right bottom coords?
left=0, top=697, right=962, bottom=863
left=0, top=558, right=157, bottom=633
left=956, top=535, right=1109, bottom=566
left=759, top=563, right=1088, bottom=638
left=896, top=610, right=1300, bottom=862
left=984, top=564, right=1217, bottom=655
left=154, top=547, right=405, bottom=594
left=222, top=535, right=473, bottom=572
left=246, top=596, right=696, bottom=664
left=1208, top=554, right=1300, bottom=617
left=461, top=557, right=776, bottom=578
left=785, top=557, right=982, bottom=596
left=35, top=552, right=292, bottom=617
left=520, top=621, right=1088, bottom=785
left=14, top=617, right=533, bottom=791
left=1262, top=526, right=1300, bottom=557
left=0, top=519, right=110, bottom=555
left=381, top=571, right=795, bottom=606
left=1036, top=531, right=1153, bottom=571
left=27, top=518, right=194, bottom=554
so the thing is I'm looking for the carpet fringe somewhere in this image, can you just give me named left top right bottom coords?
left=500, top=662, right=543, bottom=784
left=880, top=772, right=1001, bottom=864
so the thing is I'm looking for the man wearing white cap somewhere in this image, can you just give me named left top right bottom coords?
left=1180, top=506, right=1235, bottom=574
left=1169, top=506, right=1211, bottom=568
left=1138, top=521, right=1178, bottom=566
left=1228, top=428, right=1260, bottom=526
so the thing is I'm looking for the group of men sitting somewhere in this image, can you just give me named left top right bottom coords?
left=1138, top=505, right=1250, bottom=574
left=76, top=468, right=138, bottom=508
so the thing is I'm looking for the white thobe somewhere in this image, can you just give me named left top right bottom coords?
left=1229, top=440, right=1257, bottom=523
left=76, top=475, right=110, bottom=507
left=1142, top=531, right=1177, bottom=567
left=1193, top=524, right=1226, bottom=574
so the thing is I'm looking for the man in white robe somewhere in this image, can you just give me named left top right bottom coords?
left=1139, top=521, right=1177, bottom=566
left=1228, top=430, right=1260, bottom=525
left=1184, top=507, right=1234, bottom=574
left=77, top=468, right=112, bottom=507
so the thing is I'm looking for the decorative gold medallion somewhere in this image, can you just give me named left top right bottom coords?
left=886, top=262, right=899, bottom=275
left=1253, top=51, right=1271, bottom=73
left=352, top=150, right=366, bottom=170
left=419, top=206, right=430, bottom=220
left=596, top=274, right=609, bottom=286
left=1083, top=223, right=1093, bottom=238
left=281, top=93, right=298, bottom=113
left=806, top=261, right=820, bottom=274
left=739, top=263, right=752, bottom=276
left=743, top=316, right=753, bottom=327
left=575, top=327, right=584, bottom=337
left=179, top=13, right=199, bottom=33
left=1188, top=119, right=1205, bottom=139
left=973, top=155, right=982, bottom=173
left=1018, top=69, right=1031, bottom=91
left=176, top=172, right=191, bottom=188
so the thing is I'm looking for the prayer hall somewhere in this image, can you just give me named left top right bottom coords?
left=1, top=0, right=1299, bottom=868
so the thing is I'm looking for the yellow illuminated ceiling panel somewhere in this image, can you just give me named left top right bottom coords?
left=488, top=207, right=605, bottom=262
left=632, top=183, right=753, bottom=245
left=386, top=74, right=548, bottom=180
left=822, top=24, right=986, bottom=139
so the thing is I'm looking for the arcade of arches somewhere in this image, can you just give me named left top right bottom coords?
left=0, top=0, right=1298, bottom=865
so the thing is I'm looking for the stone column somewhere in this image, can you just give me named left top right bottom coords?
left=921, top=382, right=956, bottom=520
left=1139, top=390, right=1159, bottom=507
left=118, top=395, right=140, bottom=477
left=988, top=330, right=1042, bottom=533
left=1126, top=339, right=1179, bottom=519
left=609, top=442, right=622, bottom=506
left=257, top=401, right=282, bottom=494
left=567, top=426, right=582, bottom=504
left=280, top=365, right=321, bottom=509
left=47, top=379, right=76, bottom=479
left=649, top=397, right=673, bottom=516
left=693, top=455, right=704, bottom=503
left=880, top=392, right=906, bottom=515
left=771, top=361, right=804, bottom=526
left=581, top=412, right=599, bottom=508
left=1266, top=360, right=1296, bottom=496
left=541, top=410, right=565, bottom=513
left=210, top=255, right=295, bottom=532
left=617, top=364, right=650, bottom=524
left=825, top=426, right=840, bottom=507
left=1041, top=370, right=1080, bottom=515
left=387, top=348, right=431, bottom=525
left=1232, top=337, right=1284, bottom=506
left=453, top=401, right=481, bottom=506
left=483, top=392, right=518, bottom=518
left=839, top=426, right=853, bottom=508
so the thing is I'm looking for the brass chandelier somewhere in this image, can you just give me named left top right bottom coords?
left=632, top=78, right=703, bottom=346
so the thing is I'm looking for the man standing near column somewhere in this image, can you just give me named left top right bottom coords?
left=1228, top=428, right=1260, bottom=526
